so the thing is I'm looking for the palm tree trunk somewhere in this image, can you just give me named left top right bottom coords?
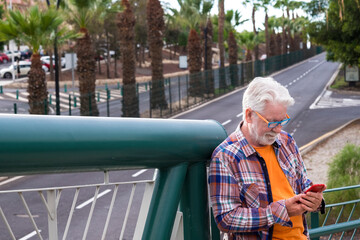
left=147, top=0, right=167, bottom=109
left=218, top=0, right=227, bottom=90
left=204, top=18, right=214, bottom=95
left=28, top=54, right=48, bottom=114
left=76, top=28, right=99, bottom=116
left=228, top=31, right=238, bottom=87
left=118, top=0, right=139, bottom=117
left=265, top=13, right=270, bottom=58
left=218, top=0, right=225, bottom=68
left=252, top=6, right=259, bottom=60
left=188, top=29, right=202, bottom=97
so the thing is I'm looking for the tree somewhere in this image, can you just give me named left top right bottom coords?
left=239, top=30, right=257, bottom=61
left=188, top=29, right=203, bottom=97
left=65, top=0, right=104, bottom=116
left=218, top=0, right=225, bottom=67
left=228, top=31, right=239, bottom=86
left=132, top=0, right=147, bottom=67
left=204, top=17, right=214, bottom=95
left=0, top=6, right=63, bottom=114
left=307, top=0, right=360, bottom=66
left=118, top=0, right=139, bottom=117
left=147, top=0, right=167, bottom=109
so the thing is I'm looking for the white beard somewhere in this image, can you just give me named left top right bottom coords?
left=249, top=123, right=279, bottom=146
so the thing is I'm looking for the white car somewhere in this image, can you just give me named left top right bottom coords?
left=40, top=56, right=66, bottom=68
left=5, top=50, right=21, bottom=61
left=0, top=61, right=47, bottom=79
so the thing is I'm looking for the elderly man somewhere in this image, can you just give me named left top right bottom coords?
left=209, top=77, right=325, bottom=239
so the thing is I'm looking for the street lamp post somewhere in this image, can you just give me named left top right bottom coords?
left=46, top=0, right=61, bottom=115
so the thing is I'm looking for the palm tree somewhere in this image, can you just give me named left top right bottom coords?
left=228, top=31, right=239, bottom=87
left=169, top=0, right=213, bottom=97
left=65, top=0, right=105, bottom=116
left=188, top=29, right=203, bottom=97
left=0, top=6, right=63, bottom=114
left=204, top=17, right=214, bottom=95
left=218, top=0, right=225, bottom=67
left=239, top=31, right=257, bottom=62
left=117, top=0, right=139, bottom=117
left=147, top=0, right=167, bottom=109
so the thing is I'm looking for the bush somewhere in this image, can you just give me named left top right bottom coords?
left=326, top=144, right=360, bottom=203
left=317, top=144, right=360, bottom=226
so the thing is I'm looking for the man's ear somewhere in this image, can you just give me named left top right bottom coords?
left=245, top=108, right=253, bottom=123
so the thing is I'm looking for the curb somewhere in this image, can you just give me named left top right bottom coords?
left=299, top=118, right=360, bottom=156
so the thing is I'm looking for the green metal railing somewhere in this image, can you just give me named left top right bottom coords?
left=309, top=185, right=360, bottom=239
left=0, top=114, right=227, bottom=239
left=1, top=46, right=323, bottom=117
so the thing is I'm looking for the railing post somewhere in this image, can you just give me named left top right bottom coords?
left=180, top=161, right=210, bottom=240
left=47, top=190, right=58, bottom=240
left=142, top=163, right=188, bottom=240
left=168, top=78, right=172, bottom=115
left=210, top=210, right=220, bottom=240
left=106, top=89, right=110, bottom=117
left=68, top=95, right=71, bottom=116
left=310, top=212, right=320, bottom=240
left=178, top=76, right=181, bottom=110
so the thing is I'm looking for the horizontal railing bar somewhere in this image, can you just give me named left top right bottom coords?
left=0, top=116, right=227, bottom=175
left=324, top=185, right=360, bottom=193
left=309, top=219, right=360, bottom=238
left=0, top=179, right=154, bottom=194
left=326, top=199, right=360, bottom=208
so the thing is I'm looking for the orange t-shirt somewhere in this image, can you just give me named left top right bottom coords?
left=254, top=145, right=307, bottom=240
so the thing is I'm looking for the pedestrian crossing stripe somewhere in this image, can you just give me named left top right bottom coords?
left=0, top=85, right=149, bottom=110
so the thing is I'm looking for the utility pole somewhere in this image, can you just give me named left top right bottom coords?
left=46, top=0, right=61, bottom=115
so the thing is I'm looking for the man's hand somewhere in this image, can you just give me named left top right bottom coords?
left=285, top=195, right=307, bottom=217
left=299, top=190, right=325, bottom=212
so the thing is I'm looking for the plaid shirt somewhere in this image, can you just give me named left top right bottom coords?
left=209, top=123, right=312, bottom=240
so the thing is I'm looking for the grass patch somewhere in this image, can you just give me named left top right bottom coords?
left=330, top=67, right=360, bottom=91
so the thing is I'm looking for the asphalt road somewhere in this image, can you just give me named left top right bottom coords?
left=1, top=52, right=360, bottom=239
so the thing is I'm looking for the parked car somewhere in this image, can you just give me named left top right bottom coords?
left=40, top=56, right=66, bottom=68
left=0, top=61, right=47, bottom=78
left=4, top=50, right=21, bottom=61
left=0, top=53, right=10, bottom=63
left=20, top=49, right=32, bottom=60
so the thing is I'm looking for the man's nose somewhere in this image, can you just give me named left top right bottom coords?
left=272, top=124, right=282, bottom=133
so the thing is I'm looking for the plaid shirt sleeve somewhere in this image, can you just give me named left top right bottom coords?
left=209, top=151, right=292, bottom=233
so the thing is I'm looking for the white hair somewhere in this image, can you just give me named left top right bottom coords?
left=242, top=77, right=294, bottom=120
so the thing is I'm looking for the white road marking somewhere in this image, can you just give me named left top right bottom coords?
left=222, top=120, right=231, bottom=126
left=0, top=176, right=24, bottom=186
left=132, top=169, right=148, bottom=177
left=4, top=92, right=28, bottom=102
left=236, top=112, right=243, bottom=118
left=76, top=189, right=112, bottom=209
left=19, top=230, right=41, bottom=240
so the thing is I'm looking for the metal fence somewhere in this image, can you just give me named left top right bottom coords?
left=0, top=115, right=227, bottom=239
left=5, top=46, right=323, bottom=117
left=309, top=184, right=360, bottom=240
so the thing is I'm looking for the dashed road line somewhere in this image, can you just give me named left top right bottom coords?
left=76, top=189, right=112, bottom=209
left=132, top=169, right=147, bottom=177
left=222, top=120, right=231, bottom=126
left=19, top=230, right=41, bottom=240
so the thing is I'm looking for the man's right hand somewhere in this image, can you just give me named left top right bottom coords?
left=285, top=194, right=307, bottom=217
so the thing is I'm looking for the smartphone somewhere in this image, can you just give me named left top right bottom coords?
left=305, top=184, right=325, bottom=193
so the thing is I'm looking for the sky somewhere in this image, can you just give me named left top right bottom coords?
left=162, top=0, right=310, bottom=32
